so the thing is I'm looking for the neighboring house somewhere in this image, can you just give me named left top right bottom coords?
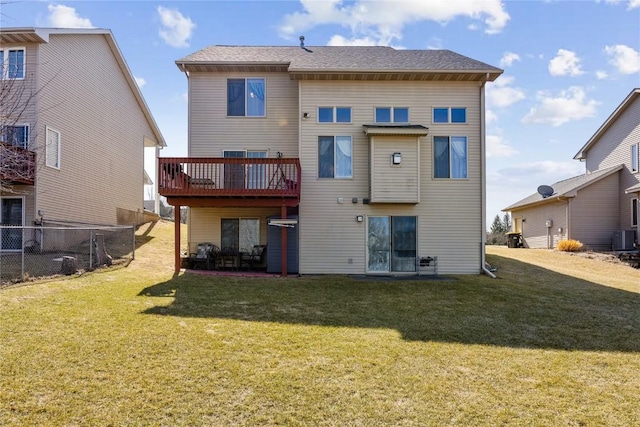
left=504, top=88, right=640, bottom=250
left=0, top=28, right=165, bottom=249
left=159, top=42, right=502, bottom=275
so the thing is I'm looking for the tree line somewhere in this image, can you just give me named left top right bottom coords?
left=486, top=213, right=512, bottom=245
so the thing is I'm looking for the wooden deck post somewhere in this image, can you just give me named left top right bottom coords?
left=174, top=204, right=181, bottom=273
left=281, top=204, right=287, bottom=277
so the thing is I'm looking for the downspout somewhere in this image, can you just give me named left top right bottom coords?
left=480, top=74, right=497, bottom=279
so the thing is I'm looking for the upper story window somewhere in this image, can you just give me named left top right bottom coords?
left=631, top=143, right=638, bottom=173
left=318, top=135, right=352, bottom=178
left=0, top=125, right=29, bottom=149
left=375, top=107, right=409, bottom=123
left=0, top=48, right=25, bottom=79
left=434, top=136, right=467, bottom=179
left=46, top=126, right=61, bottom=169
left=433, top=107, right=466, bottom=124
left=227, top=78, right=265, bottom=117
left=318, top=107, right=351, bottom=123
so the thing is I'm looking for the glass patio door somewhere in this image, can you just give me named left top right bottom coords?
left=367, top=216, right=416, bottom=273
left=1, top=198, right=23, bottom=251
left=223, top=150, right=245, bottom=189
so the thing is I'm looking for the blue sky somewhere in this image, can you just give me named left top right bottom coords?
left=2, top=0, right=639, bottom=228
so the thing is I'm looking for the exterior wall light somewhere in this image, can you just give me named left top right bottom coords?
left=392, top=152, right=402, bottom=165
left=356, top=215, right=364, bottom=223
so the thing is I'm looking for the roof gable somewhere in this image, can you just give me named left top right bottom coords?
left=573, top=88, right=640, bottom=160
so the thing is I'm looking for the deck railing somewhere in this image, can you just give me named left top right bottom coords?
left=0, top=143, right=36, bottom=185
left=158, top=157, right=301, bottom=198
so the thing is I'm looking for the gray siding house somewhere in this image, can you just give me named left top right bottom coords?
left=0, top=28, right=166, bottom=241
left=159, top=43, right=502, bottom=275
left=504, top=88, right=640, bottom=250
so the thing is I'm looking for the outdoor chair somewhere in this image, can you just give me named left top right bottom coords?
left=219, top=246, right=240, bottom=270
left=239, top=245, right=267, bottom=270
left=189, top=243, right=217, bottom=270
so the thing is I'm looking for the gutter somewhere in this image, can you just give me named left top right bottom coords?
left=483, top=265, right=497, bottom=279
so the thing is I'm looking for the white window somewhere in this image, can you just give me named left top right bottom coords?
left=227, top=78, right=265, bottom=117
left=0, top=124, right=29, bottom=148
left=318, top=135, right=352, bottom=178
left=45, top=127, right=60, bottom=169
left=0, top=47, right=25, bottom=79
left=375, top=107, right=409, bottom=123
left=318, top=107, right=351, bottom=123
left=632, top=143, right=638, bottom=173
left=433, top=107, right=466, bottom=123
left=434, top=136, right=467, bottom=179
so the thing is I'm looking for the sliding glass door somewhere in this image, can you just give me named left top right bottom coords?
left=367, top=216, right=416, bottom=272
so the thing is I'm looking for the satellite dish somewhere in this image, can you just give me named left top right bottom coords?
left=537, top=185, right=554, bottom=198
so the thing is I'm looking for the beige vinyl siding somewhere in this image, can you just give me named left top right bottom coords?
left=35, top=34, right=153, bottom=225
left=584, top=97, right=640, bottom=229
left=370, top=136, right=419, bottom=203
left=299, top=80, right=483, bottom=274
left=188, top=72, right=299, bottom=157
left=188, top=207, right=281, bottom=254
left=569, top=172, right=620, bottom=249
left=512, top=201, right=568, bottom=249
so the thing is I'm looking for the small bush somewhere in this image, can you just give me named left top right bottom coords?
left=557, top=239, right=583, bottom=252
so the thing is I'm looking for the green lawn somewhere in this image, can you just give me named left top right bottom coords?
left=1, top=221, right=639, bottom=426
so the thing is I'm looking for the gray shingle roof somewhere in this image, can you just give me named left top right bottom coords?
left=176, top=46, right=502, bottom=76
left=503, top=165, right=623, bottom=211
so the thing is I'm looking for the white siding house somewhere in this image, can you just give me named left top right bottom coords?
left=160, top=44, right=502, bottom=275
left=0, top=28, right=166, bottom=231
left=504, top=88, right=640, bottom=250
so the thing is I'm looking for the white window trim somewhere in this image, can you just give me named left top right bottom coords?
left=374, top=107, right=410, bottom=123
left=631, top=143, right=638, bottom=173
left=317, top=106, right=352, bottom=124
left=318, top=135, right=353, bottom=179
left=226, top=77, right=266, bottom=118
left=45, top=126, right=61, bottom=169
left=433, top=107, right=467, bottom=124
left=433, top=135, right=468, bottom=180
left=1, top=47, right=26, bottom=80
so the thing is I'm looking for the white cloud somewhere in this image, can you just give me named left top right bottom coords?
left=499, top=52, right=520, bottom=68
left=522, top=87, right=598, bottom=127
left=47, top=5, right=93, bottom=28
left=327, top=35, right=381, bottom=46
left=595, top=70, right=609, bottom=80
left=496, top=160, right=584, bottom=181
left=279, top=0, right=510, bottom=45
left=602, top=0, right=640, bottom=9
left=486, top=76, right=526, bottom=108
left=157, top=6, right=196, bottom=48
left=486, top=134, right=517, bottom=158
left=548, top=49, right=584, bottom=76
left=485, top=109, right=498, bottom=124
left=134, top=76, right=146, bottom=88
left=605, top=44, right=640, bottom=74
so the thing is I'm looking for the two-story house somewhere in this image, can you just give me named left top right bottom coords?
left=504, top=88, right=640, bottom=250
left=159, top=42, right=502, bottom=275
left=0, top=28, right=165, bottom=250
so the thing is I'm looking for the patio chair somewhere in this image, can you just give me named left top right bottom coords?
left=189, top=243, right=216, bottom=270
left=239, top=245, right=267, bottom=270
left=219, top=246, right=239, bottom=270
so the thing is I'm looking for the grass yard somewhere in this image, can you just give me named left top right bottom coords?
left=1, top=220, right=639, bottom=426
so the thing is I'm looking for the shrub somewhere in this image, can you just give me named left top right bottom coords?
left=557, top=239, right=583, bottom=252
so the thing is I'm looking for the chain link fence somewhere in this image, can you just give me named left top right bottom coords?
left=0, top=225, right=136, bottom=286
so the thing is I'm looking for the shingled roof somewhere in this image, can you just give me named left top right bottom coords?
left=503, top=164, right=623, bottom=211
left=176, top=46, right=502, bottom=81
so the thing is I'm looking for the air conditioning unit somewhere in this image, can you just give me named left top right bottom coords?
left=612, top=230, right=637, bottom=251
